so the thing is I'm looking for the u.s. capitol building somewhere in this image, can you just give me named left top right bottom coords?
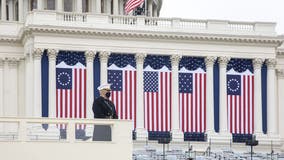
left=0, top=0, right=284, bottom=159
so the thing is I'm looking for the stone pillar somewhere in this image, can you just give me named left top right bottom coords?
left=8, top=0, right=13, bottom=20
left=119, top=0, right=124, bottom=15
left=277, top=69, right=284, bottom=146
left=56, top=0, right=63, bottom=12
left=47, top=49, right=58, bottom=118
left=253, top=58, right=264, bottom=135
left=76, top=0, right=82, bottom=13
left=266, top=59, right=277, bottom=136
left=1, top=0, right=6, bottom=20
left=153, top=5, right=158, bottom=17
left=25, top=53, right=34, bottom=117
left=0, top=58, right=4, bottom=119
left=18, top=0, right=24, bottom=22
left=95, top=0, right=101, bottom=13
left=85, top=50, right=96, bottom=119
left=33, top=48, right=44, bottom=117
left=171, top=54, right=183, bottom=141
left=23, top=0, right=29, bottom=18
left=135, top=53, right=147, bottom=140
left=38, top=0, right=44, bottom=10
left=113, top=0, right=118, bottom=15
left=218, top=57, right=230, bottom=135
left=18, top=58, right=26, bottom=117
left=99, top=51, right=110, bottom=84
left=105, top=0, right=111, bottom=14
left=205, top=56, right=216, bottom=136
left=147, top=0, right=153, bottom=16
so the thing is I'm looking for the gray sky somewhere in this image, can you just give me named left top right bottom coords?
left=160, top=0, right=284, bottom=35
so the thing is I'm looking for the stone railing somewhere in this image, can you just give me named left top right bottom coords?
left=57, top=12, right=87, bottom=22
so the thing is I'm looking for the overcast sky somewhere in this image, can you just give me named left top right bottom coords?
left=160, top=0, right=284, bottom=35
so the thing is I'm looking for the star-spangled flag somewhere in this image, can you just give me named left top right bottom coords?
left=227, top=70, right=254, bottom=134
left=56, top=62, right=86, bottom=129
left=108, top=64, right=137, bottom=129
left=144, top=66, right=172, bottom=132
left=125, top=0, right=144, bottom=14
left=179, top=68, right=206, bottom=133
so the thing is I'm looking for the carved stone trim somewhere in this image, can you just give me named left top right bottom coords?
left=218, top=57, right=230, bottom=68
left=276, top=69, right=284, bottom=78
left=7, top=57, right=20, bottom=67
left=135, top=53, right=147, bottom=64
left=253, top=58, right=265, bottom=70
left=266, top=59, right=277, bottom=69
left=99, top=51, right=110, bottom=63
left=0, top=58, right=4, bottom=67
left=205, top=56, right=217, bottom=68
left=33, top=48, right=44, bottom=59
left=85, top=51, right=96, bottom=63
left=47, top=49, right=58, bottom=61
left=170, top=54, right=181, bottom=66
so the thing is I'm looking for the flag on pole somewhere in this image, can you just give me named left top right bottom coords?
left=125, top=0, right=144, bottom=14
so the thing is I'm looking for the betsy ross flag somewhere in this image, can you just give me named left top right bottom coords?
left=107, top=54, right=137, bottom=129
left=125, top=0, right=144, bottom=14
left=56, top=52, right=86, bottom=129
left=227, top=59, right=254, bottom=134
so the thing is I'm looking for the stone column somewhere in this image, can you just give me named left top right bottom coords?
left=99, top=51, right=110, bottom=84
left=153, top=5, right=158, bottom=17
left=253, top=58, right=264, bottom=135
left=85, top=51, right=96, bottom=119
left=18, top=58, right=26, bottom=117
left=95, top=0, right=101, bottom=13
left=0, top=58, right=4, bottom=119
left=277, top=69, right=284, bottom=145
left=119, top=0, right=124, bottom=15
left=38, top=0, right=44, bottom=10
left=205, top=56, right=216, bottom=135
left=47, top=49, right=58, bottom=118
left=105, top=0, right=111, bottom=14
left=25, top=53, right=34, bottom=117
left=218, top=57, right=230, bottom=135
left=56, top=0, right=63, bottom=12
left=171, top=54, right=183, bottom=141
left=18, top=0, right=24, bottom=22
left=147, top=0, right=153, bottom=16
left=113, top=0, right=119, bottom=15
left=8, top=0, right=13, bottom=20
left=33, top=48, right=44, bottom=117
left=135, top=53, right=147, bottom=140
left=23, top=0, right=29, bottom=18
left=1, top=0, right=6, bottom=20
left=76, top=0, right=83, bottom=13
left=266, top=59, right=277, bottom=136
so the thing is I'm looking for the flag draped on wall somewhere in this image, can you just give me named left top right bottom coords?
left=107, top=54, right=137, bottom=129
left=227, top=59, right=254, bottom=134
left=56, top=51, right=86, bottom=129
left=125, top=0, right=144, bottom=14
left=179, top=57, right=206, bottom=133
left=144, top=55, right=172, bottom=132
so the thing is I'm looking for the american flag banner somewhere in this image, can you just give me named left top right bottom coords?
left=179, top=57, right=206, bottom=133
left=107, top=54, right=137, bottom=129
left=144, top=55, right=172, bottom=132
left=227, top=59, right=254, bottom=134
left=125, top=0, right=144, bottom=14
left=56, top=52, right=86, bottom=129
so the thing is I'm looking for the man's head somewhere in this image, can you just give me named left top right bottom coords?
left=97, top=83, right=112, bottom=99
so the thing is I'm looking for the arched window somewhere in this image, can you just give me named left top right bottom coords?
left=45, top=0, right=55, bottom=10
left=64, top=0, right=73, bottom=12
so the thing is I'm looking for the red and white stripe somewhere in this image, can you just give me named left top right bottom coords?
left=228, top=74, right=254, bottom=134
left=110, top=70, right=137, bottom=129
left=125, top=0, right=144, bottom=14
left=56, top=66, right=86, bottom=129
left=144, top=71, right=172, bottom=132
left=179, top=72, right=206, bottom=133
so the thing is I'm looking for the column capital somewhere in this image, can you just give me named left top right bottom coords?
left=205, top=56, right=217, bottom=68
left=170, top=54, right=182, bottom=66
left=47, top=49, right=59, bottom=61
left=0, top=58, right=4, bottom=67
left=99, top=51, right=110, bottom=62
left=253, top=58, right=265, bottom=70
left=266, top=59, right=277, bottom=69
left=135, top=53, right=147, bottom=64
left=277, top=69, right=284, bottom=78
left=85, top=51, right=96, bottom=62
left=6, top=57, right=20, bottom=67
left=218, top=57, right=230, bottom=67
left=33, top=48, right=44, bottom=59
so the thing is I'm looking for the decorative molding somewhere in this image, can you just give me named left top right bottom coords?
left=135, top=53, right=147, bottom=64
left=253, top=58, right=265, bottom=70
left=218, top=57, right=230, bottom=68
left=0, top=58, right=4, bottom=67
left=85, top=50, right=96, bottom=63
left=266, top=59, right=277, bottom=69
left=277, top=49, right=284, bottom=56
left=205, top=56, right=217, bottom=68
left=33, top=48, right=44, bottom=59
left=170, top=54, right=182, bottom=66
left=47, top=49, right=58, bottom=61
left=6, top=57, right=20, bottom=67
left=276, top=69, right=284, bottom=78
left=99, top=51, right=110, bottom=63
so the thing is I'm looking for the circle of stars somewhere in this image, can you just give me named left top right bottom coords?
left=57, top=72, right=71, bottom=86
left=227, top=78, right=240, bottom=92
